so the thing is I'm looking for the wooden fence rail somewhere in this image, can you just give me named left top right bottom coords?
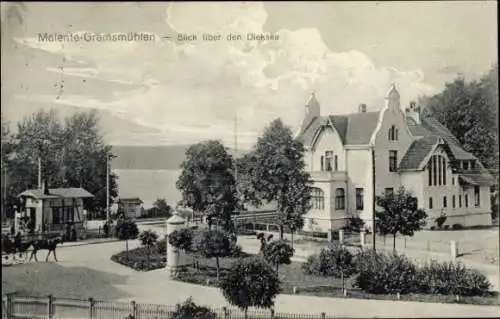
left=2, top=293, right=337, bottom=319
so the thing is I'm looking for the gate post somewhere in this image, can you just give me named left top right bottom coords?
left=5, top=292, right=15, bottom=318
left=47, top=295, right=54, bottom=319
left=88, top=297, right=95, bottom=319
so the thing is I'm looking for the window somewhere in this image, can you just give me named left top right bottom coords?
left=438, top=155, right=442, bottom=185
left=442, top=158, right=447, bottom=185
left=452, top=177, right=455, bottom=185
left=443, top=196, right=447, bottom=208
left=471, top=161, right=476, bottom=170
left=325, top=151, right=333, bottom=171
left=334, top=155, right=338, bottom=171
left=429, top=197, right=433, bottom=209
left=465, top=194, right=469, bottom=208
left=428, top=164, right=432, bottom=186
left=335, top=188, right=345, bottom=210
left=388, top=125, right=398, bottom=141
left=385, top=188, right=394, bottom=197
left=459, top=195, right=462, bottom=207
left=389, top=150, right=398, bottom=172
left=356, top=188, right=364, bottom=210
left=432, top=156, right=437, bottom=185
left=311, top=187, right=325, bottom=210
left=463, top=161, right=469, bottom=171
left=320, top=156, right=324, bottom=171
left=474, top=186, right=480, bottom=207
left=452, top=195, right=456, bottom=208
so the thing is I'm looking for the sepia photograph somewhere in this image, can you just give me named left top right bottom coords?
left=1, top=1, right=498, bottom=318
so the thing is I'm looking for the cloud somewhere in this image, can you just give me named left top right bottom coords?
left=14, top=2, right=436, bottom=148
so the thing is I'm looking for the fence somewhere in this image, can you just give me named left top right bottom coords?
left=2, top=293, right=338, bottom=319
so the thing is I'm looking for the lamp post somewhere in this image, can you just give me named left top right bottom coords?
left=106, top=153, right=110, bottom=221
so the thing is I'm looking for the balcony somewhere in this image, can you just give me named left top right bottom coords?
left=309, top=170, right=347, bottom=182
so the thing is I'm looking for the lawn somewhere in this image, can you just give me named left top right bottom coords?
left=111, top=245, right=166, bottom=271
left=2, top=262, right=131, bottom=300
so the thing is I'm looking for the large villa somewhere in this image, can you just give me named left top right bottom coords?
left=296, top=85, right=496, bottom=233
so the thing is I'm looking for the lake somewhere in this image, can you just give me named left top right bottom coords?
left=113, top=169, right=182, bottom=208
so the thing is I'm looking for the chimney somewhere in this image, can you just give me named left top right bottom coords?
left=359, top=104, right=367, bottom=113
left=405, top=101, right=420, bottom=124
left=43, top=180, right=50, bottom=195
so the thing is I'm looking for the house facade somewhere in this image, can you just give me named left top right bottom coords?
left=17, top=185, right=94, bottom=234
left=296, top=85, right=496, bottom=233
left=118, top=197, right=144, bottom=219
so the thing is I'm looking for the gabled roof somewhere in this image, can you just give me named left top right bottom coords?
left=459, top=172, right=497, bottom=186
left=399, top=136, right=440, bottom=170
left=18, top=187, right=94, bottom=199
left=297, top=112, right=380, bottom=147
left=407, top=117, right=476, bottom=160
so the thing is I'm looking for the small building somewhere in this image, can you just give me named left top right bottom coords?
left=118, top=197, right=143, bottom=219
left=17, top=185, right=94, bottom=234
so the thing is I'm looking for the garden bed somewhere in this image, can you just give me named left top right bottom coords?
left=111, top=246, right=166, bottom=271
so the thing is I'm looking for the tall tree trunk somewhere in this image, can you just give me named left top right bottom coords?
left=279, top=224, right=284, bottom=240
left=276, top=263, right=279, bottom=273
left=216, top=256, right=220, bottom=281
left=393, top=233, right=397, bottom=252
left=244, top=307, right=248, bottom=319
left=125, top=239, right=129, bottom=261
left=291, top=231, right=294, bottom=249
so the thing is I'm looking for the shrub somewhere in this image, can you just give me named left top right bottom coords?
left=435, top=215, right=447, bottom=229
left=353, top=250, right=419, bottom=294
left=170, top=297, right=217, bottom=319
left=220, top=256, right=280, bottom=318
left=343, top=216, right=365, bottom=233
left=443, top=225, right=450, bottom=230
left=263, top=240, right=294, bottom=272
left=430, top=226, right=436, bottom=230
left=451, top=224, right=464, bottom=230
left=168, top=228, right=193, bottom=252
left=418, top=261, right=491, bottom=296
left=116, top=219, right=139, bottom=241
left=302, top=243, right=355, bottom=278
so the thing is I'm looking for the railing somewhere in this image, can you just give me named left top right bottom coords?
left=2, top=293, right=338, bottom=319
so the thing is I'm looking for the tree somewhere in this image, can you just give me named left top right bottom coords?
left=257, top=232, right=274, bottom=252
left=168, top=227, right=194, bottom=264
left=262, top=239, right=294, bottom=273
left=139, top=229, right=158, bottom=268
left=375, top=187, right=427, bottom=251
left=192, top=229, right=232, bottom=281
left=343, top=216, right=365, bottom=233
left=240, top=119, right=312, bottom=240
left=152, top=198, right=172, bottom=218
left=115, top=219, right=139, bottom=260
left=420, top=65, right=499, bottom=169
left=220, top=256, right=280, bottom=319
left=170, top=297, right=217, bottom=319
left=176, top=140, right=239, bottom=231
left=5, top=109, right=118, bottom=213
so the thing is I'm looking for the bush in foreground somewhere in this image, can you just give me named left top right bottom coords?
left=111, top=246, right=165, bottom=271
left=192, top=229, right=232, bottom=281
left=353, top=250, right=419, bottom=294
left=220, top=256, right=280, bottom=319
left=418, top=260, right=491, bottom=296
left=170, top=297, right=217, bottom=319
left=302, top=243, right=356, bottom=278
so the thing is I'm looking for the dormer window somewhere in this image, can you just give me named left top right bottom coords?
left=388, top=125, right=398, bottom=141
left=325, top=151, right=333, bottom=171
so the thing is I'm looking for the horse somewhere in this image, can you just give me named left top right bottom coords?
left=27, top=236, right=64, bottom=262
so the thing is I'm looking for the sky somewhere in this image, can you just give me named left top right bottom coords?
left=1, top=1, right=497, bottom=149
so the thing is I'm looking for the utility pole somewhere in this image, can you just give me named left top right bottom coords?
left=106, top=153, right=110, bottom=221
left=234, top=115, right=238, bottom=186
left=38, top=157, right=42, bottom=189
left=371, top=147, right=376, bottom=251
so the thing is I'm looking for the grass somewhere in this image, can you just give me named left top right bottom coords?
left=111, top=245, right=166, bottom=271
left=1, top=262, right=130, bottom=300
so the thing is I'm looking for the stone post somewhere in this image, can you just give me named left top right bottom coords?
left=338, top=229, right=344, bottom=244
left=450, top=240, right=459, bottom=262
left=165, top=211, right=187, bottom=278
left=327, top=229, right=333, bottom=242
